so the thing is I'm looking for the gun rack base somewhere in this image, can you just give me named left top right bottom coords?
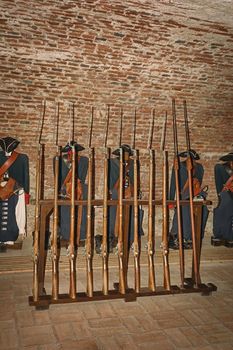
left=28, top=282, right=217, bottom=310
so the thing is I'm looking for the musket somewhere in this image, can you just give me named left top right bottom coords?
left=133, top=148, right=140, bottom=292
left=68, top=102, right=75, bottom=144
left=69, top=144, right=77, bottom=299
left=33, top=99, right=46, bottom=302
left=132, top=107, right=136, bottom=149
left=160, top=109, right=167, bottom=152
left=183, top=100, right=200, bottom=288
left=172, top=99, right=185, bottom=289
left=86, top=107, right=94, bottom=297
left=147, top=109, right=156, bottom=292
left=114, top=107, right=123, bottom=243
left=119, top=107, right=123, bottom=147
left=102, top=105, right=110, bottom=295
left=117, top=146, right=126, bottom=294
left=114, top=108, right=126, bottom=293
left=130, top=107, right=140, bottom=292
left=51, top=102, right=60, bottom=300
left=161, top=111, right=171, bottom=291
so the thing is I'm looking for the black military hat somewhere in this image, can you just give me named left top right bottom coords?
left=219, top=152, right=233, bottom=162
left=112, top=144, right=133, bottom=156
left=0, top=136, right=20, bottom=153
left=61, top=140, right=85, bottom=153
left=178, top=149, right=200, bottom=160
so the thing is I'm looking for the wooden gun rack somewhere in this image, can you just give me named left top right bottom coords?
left=28, top=198, right=217, bottom=310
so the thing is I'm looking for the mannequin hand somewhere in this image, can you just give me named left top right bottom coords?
left=25, top=193, right=30, bottom=205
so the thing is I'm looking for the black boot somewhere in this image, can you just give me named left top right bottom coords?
left=0, top=243, right=7, bottom=253
left=211, top=236, right=224, bottom=246
left=168, top=237, right=179, bottom=250
left=95, top=235, right=102, bottom=254
left=109, top=236, right=117, bottom=253
left=224, top=240, right=233, bottom=248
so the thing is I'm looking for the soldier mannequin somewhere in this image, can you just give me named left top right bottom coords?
left=0, top=137, right=29, bottom=248
left=58, top=141, right=88, bottom=244
left=169, top=149, right=209, bottom=249
left=212, top=152, right=233, bottom=247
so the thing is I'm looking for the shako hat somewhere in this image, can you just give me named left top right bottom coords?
left=0, top=136, right=20, bottom=154
left=112, top=144, right=133, bottom=156
left=219, top=152, right=233, bottom=162
left=178, top=149, right=200, bottom=160
left=61, top=140, right=85, bottom=153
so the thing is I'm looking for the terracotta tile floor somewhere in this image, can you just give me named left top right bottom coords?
left=0, top=235, right=233, bottom=349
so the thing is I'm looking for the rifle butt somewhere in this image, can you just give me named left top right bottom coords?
left=163, top=254, right=171, bottom=291
left=118, top=254, right=126, bottom=294
left=52, top=256, right=59, bottom=300
left=134, top=254, right=140, bottom=293
left=148, top=254, right=156, bottom=292
left=33, top=256, right=39, bottom=302
left=86, top=255, right=93, bottom=297
left=69, top=255, right=77, bottom=299
left=102, top=253, right=109, bottom=295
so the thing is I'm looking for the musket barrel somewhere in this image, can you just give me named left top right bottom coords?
left=89, top=107, right=94, bottom=148
left=51, top=145, right=60, bottom=300
left=172, top=99, right=185, bottom=289
left=86, top=147, right=94, bottom=297
left=69, top=145, right=77, bottom=299
left=148, top=149, right=156, bottom=291
left=162, top=150, right=171, bottom=291
left=160, top=111, right=167, bottom=152
left=33, top=100, right=46, bottom=302
left=147, top=109, right=155, bottom=150
left=133, top=149, right=140, bottom=293
left=187, top=157, right=200, bottom=287
left=183, top=100, right=191, bottom=151
left=102, top=107, right=110, bottom=295
left=173, top=157, right=185, bottom=289
left=102, top=147, right=109, bottom=295
left=132, top=108, right=137, bottom=149
left=33, top=144, right=43, bottom=302
left=183, top=100, right=200, bottom=287
left=118, top=147, right=126, bottom=294
left=119, top=107, right=123, bottom=147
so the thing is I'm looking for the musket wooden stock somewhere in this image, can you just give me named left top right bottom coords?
left=117, top=148, right=126, bottom=294
left=172, top=99, right=185, bottom=289
left=162, top=150, right=171, bottom=291
left=183, top=100, right=200, bottom=288
left=33, top=144, right=42, bottom=302
left=148, top=149, right=156, bottom=291
left=69, top=145, right=77, bottom=299
left=133, top=149, right=140, bottom=293
left=86, top=147, right=94, bottom=297
left=51, top=146, right=60, bottom=300
left=102, top=147, right=109, bottom=295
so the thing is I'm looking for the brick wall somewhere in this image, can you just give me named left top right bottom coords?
left=0, top=0, right=233, bottom=236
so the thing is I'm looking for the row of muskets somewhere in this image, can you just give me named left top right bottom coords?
left=32, top=98, right=201, bottom=303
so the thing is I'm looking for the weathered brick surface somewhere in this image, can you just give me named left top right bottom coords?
left=0, top=0, right=232, bottom=234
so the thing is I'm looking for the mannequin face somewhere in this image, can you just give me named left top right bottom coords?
left=124, top=152, right=130, bottom=161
